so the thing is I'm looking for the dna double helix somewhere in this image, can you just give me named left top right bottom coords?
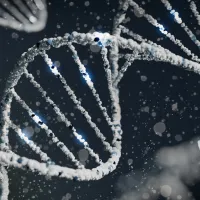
left=0, top=31, right=124, bottom=199
left=1, top=0, right=200, bottom=199
left=0, top=0, right=47, bottom=32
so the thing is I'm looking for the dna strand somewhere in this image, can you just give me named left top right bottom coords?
left=0, top=0, right=47, bottom=32
left=1, top=0, right=200, bottom=199
left=0, top=31, right=123, bottom=199
left=111, top=1, right=200, bottom=199
left=112, top=0, right=200, bottom=66
left=1, top=31, right=200, bottom=200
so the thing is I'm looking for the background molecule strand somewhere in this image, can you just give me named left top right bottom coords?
left=0, top=0, right=47, bottom=32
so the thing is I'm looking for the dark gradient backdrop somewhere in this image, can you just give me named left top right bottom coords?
left=1, top=0, right=200, bottom=199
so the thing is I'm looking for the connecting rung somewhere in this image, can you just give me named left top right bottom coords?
left=11, top=88, right=85, bottom=168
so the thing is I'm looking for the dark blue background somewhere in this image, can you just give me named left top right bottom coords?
left=1, top=0, right=200, bottom=199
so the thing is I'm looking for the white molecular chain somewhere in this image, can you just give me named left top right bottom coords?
left=0, top=0, right=47, bottom=32
left=0, top=32, right=123, bottom=200
left=1, top=0, right=200, bottom=199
